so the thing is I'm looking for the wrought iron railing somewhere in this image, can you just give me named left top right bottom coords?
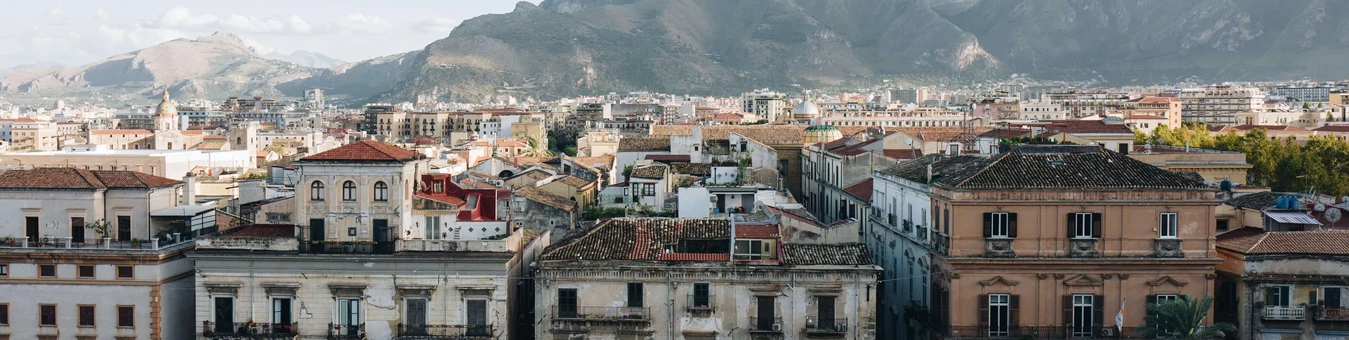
left=1315, top=306, right=1349, bottom=321
left=552, top=306, right=650, bottom=321
left=201, top=321, right=297, bottom=338
left=687, top=294, right=715, bottom=310
left=327, top=323, right=364, bottom=340
left=749, top=316, right=783, bottom=332
left=396, top=324, right=493, bottom=338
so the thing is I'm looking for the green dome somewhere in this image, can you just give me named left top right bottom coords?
left=804, top=125, right=838, bottom=132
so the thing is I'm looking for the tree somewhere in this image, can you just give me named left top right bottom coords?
left=521, top=136, right=554, bottom=157
left=1138, top=296, right=1235, bottom=340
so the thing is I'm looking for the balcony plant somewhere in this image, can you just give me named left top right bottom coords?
left=1138, top=295, right=1236, bottom=340
left=84, top=219, right=113, bottom=245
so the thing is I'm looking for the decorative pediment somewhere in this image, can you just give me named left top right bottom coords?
left=397, top=285, right=437, bottom=298
left=1146, top=276, right=1189, bottom=287
left=978, top=276, right=1020, bottom=287
left=262, top=282, right=300, bottom=296
left=205, top=282, right=242, bottom=295
left=1062, top=274, right=1104, bottom=286
left=328, top=283, right=367, bottom=298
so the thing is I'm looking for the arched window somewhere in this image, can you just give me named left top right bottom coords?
left=373, top=182, right=388, bottom=202
left=342, top=181, right=356, bottom=201
left=310, top=181, right=325, bottom=201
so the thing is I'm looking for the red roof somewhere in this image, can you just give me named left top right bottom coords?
left=1314, top=125, right=1349, bottom=132
left=0, top=168, right=181, bottom=190
left=300, top=140, right=420, bottom=162
left=1233, top=125, right=1308, bottom=132
left=645, top=154, right=691, bottom=162
left=735, top=224, right=780, bottom=239
left=416, top=192, right=466, bottom=206
left=845, top=178, right=873, bottom=201
left=882, top=149, right=923, bottom=159
left=657, top=253, right=730, bottom=261
left=91, top=129, right=153, bottom=135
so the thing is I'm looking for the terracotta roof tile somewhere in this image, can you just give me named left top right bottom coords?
left=541, top=218, right=732, bottom=262
left=1233, top=125, right=1308, bottom=132
left=299, top=140, right=420, bottom=162
left=0, top=168, right=181, bottom=190
left=514, top=186, right=576, bottom=212
left=1042, top=120, right=1135, bottom=134
left=882, top=149, right=924, bottom=159
left=91, top=129, right=153, bottom=135
left=650, top=125, right=694, bottom=137
left=415, top=192, right=466, bottom=206
left=782, top=243, right=873, bottom=265
left=631, top=165, right=668, bottom=180
left=1217, top=229, right=1349, bottom=256
left=701, top=126, right=805, bottom=144
left=880, top=145, right=1209, bottom=190
left=735, top=224, right=780, bottom=239
left=618, top=137, right=671, bottom=152
left=845, top=178, right=873, bottom=201
left=556, top=176, right=594, bottom=189
left=1314, top=125, right=1349, bottom=132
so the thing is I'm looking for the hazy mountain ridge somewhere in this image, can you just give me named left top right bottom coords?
left=265, top=50, right=346, bottom=68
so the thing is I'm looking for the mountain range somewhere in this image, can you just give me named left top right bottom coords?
left=265, top=51, right=346, bottom=68
left=5, top=0, right=1349, bottom=104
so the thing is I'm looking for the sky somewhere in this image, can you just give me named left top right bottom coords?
left=0, top=0, right=535, bottom=69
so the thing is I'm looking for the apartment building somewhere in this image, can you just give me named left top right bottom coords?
left=534, top=218, right=879, bottom=340
left=0, top=168, right=197, bottom=340
left=817, top=108, right=968, bottom=129
left=885, top=145, right=1221, bottom=339
left=1178, top=86, right=1265, bottom=125
left=1216, top=229, right=1349, bottom=340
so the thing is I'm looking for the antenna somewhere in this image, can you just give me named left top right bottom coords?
left=1326, top=208, right=1342, bottom=229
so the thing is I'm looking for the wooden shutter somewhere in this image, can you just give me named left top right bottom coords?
left=1145, top=295, right=1157, bottom=327
left=1008, top=213, right=1019, bottom=238
left=983, top=213, right=993, bottom=238
left=978, top=294, right=989, bottom=327
left=1067, top=213, right=1077, bottom=238
left=1010, top=295, right=1021, bottom=326
left=1091, top=213, right=1103, bottom=238
left=1266, top=287, right=1278, bottom=305
left=1311, top=290, right=1319, bottom=306
left=1093, top=294, right=1105, bottom=330
left=1063, top=295, right=1073, bottom=326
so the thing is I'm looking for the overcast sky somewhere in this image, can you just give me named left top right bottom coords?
left=0, top=0, right=534, bottom=68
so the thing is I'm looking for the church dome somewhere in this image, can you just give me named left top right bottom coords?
left=794, top=100, right=820, bottom=117
left=802, top=125, right=842, bottom=145
left=155, top=90, right=177, bottom=117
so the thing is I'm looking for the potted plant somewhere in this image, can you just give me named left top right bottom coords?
left=84, top=219, right=113, bottom=245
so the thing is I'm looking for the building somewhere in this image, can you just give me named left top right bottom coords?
left=801, top=136, right=893, bottom=226
left=89, top=91, right=208, bottom=150
left=1018, top=103, right=1066, bottom=121
left=817, top=108, right=968, bottom=129
left=1215, top=229, right=1349, bottom=340
left=742, top=89, right=790, bottom=123
left=1178, top=86, right=1265, bottom=125
left=890, top=145, right=1222, bottom=339
left=1123, top=96, right=1183, bottom=129
left=1126, top=145, right=1252, bottom=184
left=292, top=140, right=427, bottom=254
left=0, top=147, right=257, bottom=178
left=534, top=218, right=880, bottom=340
left=1270, top=86, right=1336, bottom=102
left=0, top=168, right=197, bottom=340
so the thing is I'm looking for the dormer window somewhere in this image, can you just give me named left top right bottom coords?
left=432, top=180, right=444, bottom=193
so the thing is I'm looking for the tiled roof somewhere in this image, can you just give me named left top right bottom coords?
left=224, top=224, right=296, bottom=238
left=897, top=127, right=990, bottom=142
left=1132, top=96, right=1180, bottom=104
left=844, top=178, right=873, bottom=201
left=650, top=125, right=693, bottom=137
left=1233, top=125, right=1308, bottom=132
left=657, top=253, right=730, bottom=261
left=1042, top=120, right=1135, bottom=134
left=830, top=139, right=880, bottom=156
left=671, top=163, right=711, bottom=175
left=1313, top=125, right=1349, bottom=132
left=781, top=243, right=873, bottom=265
left=0, top=168, right=181, bottom=190
left=702, top=126, right=805, bottom=144
left=617, top=137, right=671, bottom=152
left=880, top=145, right=1209, bottom=190
left=979, top=129, right=1033, bottom=139
left=556, top=176, right=594, bottom=189
left=1208, top=125, right=1234, bottom=133
left=514, top=169, right=553, bottom=182
left=542, top=218, right=731, bottom=262
left=735, top=224, right=780, bottom=239
left=1122, top=114, right=1168, bottom=120
left=1224, top=192, right=1289, bottom=210
left=299, top=140, right=420, bottom=162
left=416, top=192, right=467, bottom=206
left=882, top=149, right=923, bottom=160
left=514, top=186, right=576, bottom=212
left=645, top=154, right=691, bottom=163
left=630, top=165, right=667, bottom=180
left=1217, top=229, right=1349, bottom=256
left=91, top=129, right=153, bottom=135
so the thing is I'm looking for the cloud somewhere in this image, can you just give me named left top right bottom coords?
left=240, top=36, right=275, bottom=55
left=47, top=7, right=72, bottom=25
left=329, top=14, right=393, bottom=34
left=96, top=8, right=109, bottom=20
left=154, top=7, right=313, bottom=34
left=413, top=17, right=460, bottom=34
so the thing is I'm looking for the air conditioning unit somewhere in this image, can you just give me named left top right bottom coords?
left=1101, top=328, right=1115, bottom=337
left=772, top=323, right=782, bottom=331
left=836, top=323, right=848, bottom=332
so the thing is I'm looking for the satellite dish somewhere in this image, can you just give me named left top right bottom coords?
left=1316, top=203, right=1327, bottom=212
left=1327, top=208, right=1343, bottom=224
left=906, top=138, right=914, bottom=146
left=1342, top=196, right=1349, bottom=203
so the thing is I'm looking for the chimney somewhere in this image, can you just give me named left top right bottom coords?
left=183, top=173, right=196, bottom=206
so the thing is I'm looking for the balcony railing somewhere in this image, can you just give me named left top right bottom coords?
left=933, top=233, right=950, bottom=256
left=902, top=220, right=913, bottom=233
left=749, top=316, right=783, bottom=333
left=0, top=236, right=193, bottom=252
left=396, top=324, right=493, bottom=338
left=888, top=214, right=897, bottom=226
left=1315, top=306, right=1349, bottom=321
left=552, top=306, right=650, bottom=321
left=687, top=294, right=715, bottom=310
left=805, top=314, right=847, bottom=334
left=946, top=325, right=1144, bottom=339
left=1263, top=306, right=1306, bottom=320
left=201, top=322, right=297, bottom=338
left=328, top=323, right=364, bottom=340
left=304, top=241, right=393, bottom=254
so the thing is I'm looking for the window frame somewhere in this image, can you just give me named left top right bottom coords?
left=1073, top=213, right=1095, bottom=239
left=558, top=288, right=579, bottom=318
left=373, top=182, right=389, bottom=202
left=1159, top=212, right=1178, bottom=238
left=1156, top=294, right=1180, bottom=303
left=1071, top=294, right=1094, bottom=338
left=0, top=303, right=7, bottom=325
left=342, top=181, right=357, bottom=202
left=1322, top=286, right=1345, bottom=308
left=988, top=294, right=1010, bottom=337
left=310, top=181, right=325, bottom=201
left=692, top=283, right=711, bottom=308
left=990, top=213, right=1010, bottom=238
left=116, top=265, right=134, bottom=279
left=1267, top=285, right=1292, bottom=307
left=627, top=282, right=644, bottom=308
left=78, top=265, right=95, bottom=279
left=39, top=304, right=57, bottom=326
left=336, top=298, right=361, bottom=327
left=39, top=264, right=56, bottom=278
left=0, top=264, right=7, bottom=277
left=78, top=304, right=95, bottom=327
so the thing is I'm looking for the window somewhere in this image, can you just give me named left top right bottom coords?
left=336, top=299, right=361, bottom=335
left=987, top=294, right=1012, bottom=337
left=1156, top=294, right=1180, bottom=303
left=1071, top=295, right=1095, bottom=337
left=40, top=265, right=55, bottom=277
left=342, top=181, right=357, bottom=201
left=405, top=299, right=427, bottom=335
left=642, top=183, right=656, bottom=196
left=692, top=283, right=711, bottom=308
left=79, top=305, right=95, bottom=326
left=816, top=295, right=837, bottom=330
left=432, top=180, right=444, bottom=193
left=983, top=212, right=1015, bottom=238
left=117, top=266, right=133, bottom=279
left=374, top=182, right=388, bottom=202
left=310, top=181, right=325, bottom=201
left=734, top=240, right=766, bottom=260
left=1267, top=286, right=1291, bottom=307
left=558, top=289, right=578, bottom=318
left=272, top=298, right=292, bottom=331
left=1323, top=287, right=1344, bottom=308
left=0, top=304, right=7, bottom=325
left=1071, top=213, right=1100, bottom=239
left=1159, top=213, right=1178, bottom=238
left=78, top=265, right=94, bottom=278
left=627, top=283, right=644, bottom=308
left=40, top=304, right=57, bottom=326
left=1217, top=219, right=1230, bottom=232
left=212, top=297, right=235, bottom=334
left=0, top=264, right=6, bottom=277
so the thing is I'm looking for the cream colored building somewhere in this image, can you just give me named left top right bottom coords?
left=0, top=146, right=257, bottom=178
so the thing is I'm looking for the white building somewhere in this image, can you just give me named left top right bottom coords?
left=0, top=147, right=257, bottom=178
left=292, top=140, right=427, bottom=248
left=1177, top=85, right=1265, bottom=125
left=868, top=154, right=950, bottom=340
left=1018, top=102, right=1067, bottom=121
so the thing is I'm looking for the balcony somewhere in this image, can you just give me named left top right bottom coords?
left=933, top=233, right=950, bottom=256
left=201, top=322, right=297, bottom=339
left=396, top=239, right=509, bottom=252
left=946, top=325, right=1142, bottom=339
left=1153, top=238, right=1184, bottom=258
left=902, top=220, right=913, bottom=233
left=1315, top=307, right=1349, bottom=321
left=552, top=306, right=650, bottom=322
left=304, top=241, right=394, bottom=254
left=985, top=238, right=1015, bottom=258
left=1263, top=306, right=1306, bottom=321
left=1, top=236, right=193, bottom=252
left=328, top=323, right=365, bottom=340
left=396, top=324, right=493, bottom=339
left=37, top=325, right=59, bottom=340
left=887, top=214, right=897, bottom=227
left=114, top=327, right=137, bottom=340
left=687, top=294, right=715, bottom=311
left=805, top=314, right=847, bottom=336
left=749, top=316, right=784, bottom=333
left=1068, top=238, right=1099, bottom=258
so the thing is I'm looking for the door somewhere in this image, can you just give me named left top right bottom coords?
left=818, top=296, right=836, bottom=330
left=756, top=296, right=776, bottom=331
left=25, top=216, right=39, bottom=242
left=272, top=298, right=292, bottom=333
left=71, top=217, right=85, bottom=243
left=467, top=299, right=488, bottom=336
left=309, top=218, right=325, bottom=252
left=116, top=216, right=131, bottom=241
left=1327, top=287, right=1343, bottom=308
left=214, top=297, right=235, bottom=334
left=373, top=219, right=390, bottom=253
left=405, top=299, right=427, bottom=335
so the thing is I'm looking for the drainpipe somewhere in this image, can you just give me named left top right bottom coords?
left=667, top=270, right=675, bottom=339
left=855, top=271, right=861, bottom=340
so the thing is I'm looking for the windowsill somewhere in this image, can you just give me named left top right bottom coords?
left=1157, top=236, right=1179, bottom=239
left=985, top=236, right=1013, bottom=239
left=117, top=326, right=134, bottom=329
left=1071, top=237, right=1098, bottom=240
left=78, top=325, right=95, bottom=328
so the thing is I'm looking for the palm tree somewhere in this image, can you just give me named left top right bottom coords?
left=1138, top=295, right=1236, bottom=340
left=521, top=136, right=554, bottom=157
